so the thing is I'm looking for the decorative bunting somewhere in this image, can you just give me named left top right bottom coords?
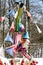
left=11, top=0, right=15, bottom=5
left=5, top=32, right=31, bottom=59
left=9, top=45, right=17, bottom=54
left=23, top=31, right=29, bottom=39
left=7, top=9, right=15, bottom=16
left=0, top=1, right=38, bottom=60
left=14, top=33, right=22, bottom=45
left=0, top=16, right=5, bottom=22
left=6, top=47, right=14, bottom=56
left=4, top=32, right=14, bottom=44
left=35, top=23, right=42, bottom=33
left=26, top=10, right=31, bottom=18
left=15, top=3, right=24, bottom=32
left=23, top=5, right=26, bottom=12
left=6, top=1, right=9, bottom=8
left=11, top=0, right=14, bottom=3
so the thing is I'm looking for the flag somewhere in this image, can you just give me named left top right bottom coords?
left=0, top=16, right=5, bottom=22
left=23, top=5, right=26, bottom=12
left=11, top=0, right=15, bottom=5
left=4, top=32, right=14, bottom=44
left=7, top=9, right=15, bottom=16
left=14, top=33, right=22, bottom=45
left=6, top=1, right=9, bottom=8
left=35, top=23, right=42, bottom=33
left=15, top=3, right=24, bottom=32
left=6, top=47, right=14, bottom=56
left=26, top=10, right=31, bottom=18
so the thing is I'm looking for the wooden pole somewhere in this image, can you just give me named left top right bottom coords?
left=0, top=0, right=1, bottom=23
left=8, top=0, right=11, bottom=27
left=3, top=0, right=6, bottom=42
left=26, top=0, right=31, bottom=54
left=26, top=0, right=30, bottom=33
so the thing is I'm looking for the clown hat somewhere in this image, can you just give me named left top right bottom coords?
left=23, top=31, right=29, bottom=39
left=4, top=32, right=14, bottom=44
left=6, top=47, right=13, bottom=56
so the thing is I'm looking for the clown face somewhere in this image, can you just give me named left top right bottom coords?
left=22, top=39, right=30, bottom=50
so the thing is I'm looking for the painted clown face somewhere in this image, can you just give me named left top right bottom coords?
left=22, top=39, right=30, bottom=50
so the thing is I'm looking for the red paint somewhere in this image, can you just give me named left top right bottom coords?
left=21, top=59, right=24, bottom=65
left=30, top=60, right=38, bottom=65
left=10, top=59, right=16, bottom=65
